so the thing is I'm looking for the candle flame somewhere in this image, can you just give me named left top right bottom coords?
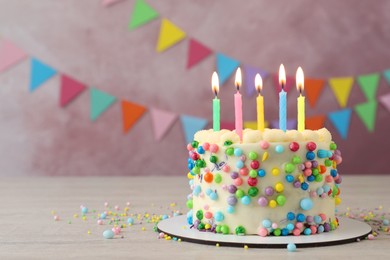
left=296, top=67, right=304, bottom=94
left=279, top=64, right=286, bottom=89
left=212, top=71, right=219, bottom=96
left=255, top=73, right=263, bottom=94
left=235, top=67, right=242, bottom=91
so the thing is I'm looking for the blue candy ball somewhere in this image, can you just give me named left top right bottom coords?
left=209, top=192, right=218, bottom=200
left=303, top=228, right=312, bottom=235
left=127, top=217, right=134, bottom=224
left=81, top=207, right=88, bottom=214
left=301, top=182, right=309, bottom=191
left=257, top=169, right=266, bottom=177
left=275, top=145, right=285, bottom=154
left=100, top=213, right=106, bottom=219
left=226, top=206, right=235, bottom=214
left=187, top=215, right=193, bottom=225
left=103, top=229, right=115, bottom=239
left=287, top=243, right=297, bottom=252
left=262, top=219, right=272, bottom=228
left=241, top=195, right=251, bottom=205
left=287, top=212, right=295, bottom=221
left=214, top=211, right=224, bottom=222
left=205, top=188, right=213, bottom=196
left=281, top=228, right=289, bottom=236
left=285, top=174, right=294, bottom=183
left=296, top=213, right=305, bottom=222
left=300, top=198, right=314, bottom=211
left=234, top=148, right=243, bottom=156
left=236, top=160, right=244, bottom=169
left=306, top=151, right=315, bottom=160
left=286, top=223, right=295, bottom=231
left=197, top=146, right=205, bottom=154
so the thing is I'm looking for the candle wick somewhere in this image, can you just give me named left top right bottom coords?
left=214, top=90, right=218, bottom=98
left=236, top=85, right=240, bottom=92
left=281, top=83, right=285, bottom=91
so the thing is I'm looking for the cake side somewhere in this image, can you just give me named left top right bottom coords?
left=186, top=128, right=342, bottom=236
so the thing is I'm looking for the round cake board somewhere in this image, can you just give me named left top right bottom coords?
left=157, top=215, right=371, bottom=248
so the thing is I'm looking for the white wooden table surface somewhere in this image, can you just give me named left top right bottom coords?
left=0, top=176, right=389, bottom=259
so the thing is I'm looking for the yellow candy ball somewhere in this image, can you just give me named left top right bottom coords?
left=271, top=167, right=280, bottom=176
left=269, top=200, right=277, bottom=208
left=275, top=182, right=284, bottom=193
left=335, top=197, right=341, bottom=205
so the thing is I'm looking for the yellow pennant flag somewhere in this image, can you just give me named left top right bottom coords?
left=244, top=121, right=269, bottom=130
left=329, top=77, right=354, bottom=108
left=156, top=18, right=186, bottom=52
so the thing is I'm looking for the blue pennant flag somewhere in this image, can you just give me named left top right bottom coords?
left=328, top=109, right=352, bottom=139
left=180, top=115, right=208, bottom=144
left=29, top=58, right=57, bottom=92
left=216, top=53, right=240, bottom=85
left=90, top=88, right=117, bottom=121
left=384, top=69, right=390, bottom=86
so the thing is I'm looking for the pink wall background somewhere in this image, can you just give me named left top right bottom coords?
left=0, top=0, right=389, bottom=176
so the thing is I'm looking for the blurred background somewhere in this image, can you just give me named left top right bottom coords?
left=0, top=0, right=389, bottom=176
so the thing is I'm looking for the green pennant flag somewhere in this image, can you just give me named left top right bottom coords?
left=357, top=73, right=380, bottom=101
left=384, top=69, right=390, bottom=86
left=90, top=88, right=117, bottom=121
left=128, top=0, right=159, bottom=30
left=354, top=101, right=377, bottom=132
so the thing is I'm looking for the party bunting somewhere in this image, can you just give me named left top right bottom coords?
left=357, top=73, right=380, bottom=101
left=328, top=109, right=352, bottom=139
left=59, top=75, right=86, bottom=107
left=156, top=18, right=186, bottom=52
left=305, top=78, right=325, bottom=108
left=305, top=115, right=326, bottom=130
left=128, top=0, right=159, bottom=30
left=244, top=65, right=268, bottom=97
left=180, top=115, right=207, bottom=144
left=272, top=74, right=295, bottom=94
left=90, top=88, right=117, bottom=121
left=121, top=100, right=147, bottom=133
left=150, top=108, right=177, bottom=141
left=270, top=119, right=297, bottom=130
left=354, top=101, right=377, bottom=132
left=102, top=0, right=125, bottom=7
left=216, top=53, right=240, bottom=85
left=379, top=93, right=390, bottom=113
left=0, top=40, right=27, bottom=72
left=186, top=38, right=213, bottom=69
left=329, top=77, right=354, bottom=108
left=384, top=69, right=390, bottom=86
left=29, top=58, right=57, bottom=92
left=220, top=121, right=235, bottom=131
left=243, top=121, right=269, bottom=130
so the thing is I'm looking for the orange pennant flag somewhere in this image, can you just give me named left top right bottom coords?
left=305, top=115, right=326, bottom=130
left=121, top=100, right=146, bottom=133
left=305, top=78, right=325, bottom=108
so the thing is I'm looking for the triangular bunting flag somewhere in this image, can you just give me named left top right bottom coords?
left=59, top=75, right=86, bottom=107
left=244, top=65, right=268, bottom=97
left=305, top=115, right=326, bottom=130
left=270, top=119, right=297, bottom=130
left=156, top=18, right=186, bottom=52
left=329, top=77, right=354, bottom=108
left=29, top=58, right=57, bottom=92
left=121, top=100, right=147, bottom=133
left=354, top=101, right=377, bottom=132
left=150, top=108, right=177, bottom=141
left=384, top=69, right=390, bottom=86
left=272, top=74, right=295, bottom=94
left=128, top=0, right=159, bottom=30
left=305, top=78, right=325, bottom=108
left=379, top=93, right=390, bottom=113
left=243, top=121, right=269, bottom=130
left=0, top=40, right=27, bottom=72
left=328, top=109, right=352, bottom=139
left=220, top=121, right=235, bottom=130
left=90, top=88, right=117, bottom=121
left=216, top=53, right=240, bottom=85
left=180, top=115, right=207, bottom=144
left=357, top=73, right=380, bottom=101
left=102, top=0, right=125, bottom=7
left=186, top=38, right=213, bottom=69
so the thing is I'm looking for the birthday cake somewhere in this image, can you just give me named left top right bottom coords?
left=185, top=128, right=342, bottom=236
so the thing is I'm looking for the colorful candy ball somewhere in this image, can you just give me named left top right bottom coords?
left=287, top=243, right=297, bottom=252
left=103, top=229, right=115, bottom=239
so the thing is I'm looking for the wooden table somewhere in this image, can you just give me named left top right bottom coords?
left=0, top=176, right=389, bottom=259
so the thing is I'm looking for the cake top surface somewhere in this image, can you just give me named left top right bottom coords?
left=194, top=128, right=332, bottom=144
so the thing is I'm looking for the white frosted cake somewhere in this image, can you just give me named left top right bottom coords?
left=185, top=128, right=342, bottom=236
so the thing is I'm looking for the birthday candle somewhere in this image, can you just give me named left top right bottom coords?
left=255, top=73, right=265, bottom=131
left=212, top=72, right=220, bottom=131
left=279, top=64, right=287, bottom=132
left=234, top=68, right=243, bottom=141
left=296, top=67, right=305, bottom=132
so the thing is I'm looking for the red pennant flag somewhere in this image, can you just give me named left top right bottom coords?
left=305, top=115, right=326, bottom=130
left=186, top=38, right=212, bottom=69
left=121, top=100, right=146, bottom=133
left=305, top=78, right=325, bottom=108
left=273, top=74, right=295, bottom=94
left=59, top=74, right=86, bottom=107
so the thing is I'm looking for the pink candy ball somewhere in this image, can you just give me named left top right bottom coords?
left=304, top=161, right=312, bottom=169
left=271, top=223, right=278, bottom=229
left=222, top=165, right=230, bottom=172
left=260, top=141, right=269, bottom=149
left=293, top=228, right=301, bottom=236
left=234, top=177, right=243, bottom=186
left=203, top=205, right=209, bottom=210
left=310, top=226, right=317, bottom=234
left=319, top=214, right=327, bottom=221
left=97, top=219, right=103, bottom=225
left=204, top=212, right=213, bottom=219
left=258, top=228, right=268, bottom=237
left=239, top=167, right=249, bottom=176
left=159, top=232, right=165, bottom=238
left=325, top=175, right=333, bottom=183
left=202, top=142, right=210, bottom=151
left=187, top=144, right=193, bottom=151
left=115, top=205, right=120, bottom=211
left=54, top=215, right=60, bottom=221
left=112, top=227, right=121, bottom=235
left=368, top=234, right=375, bottom=240
left=210, top=144, right=219, bottom=153
left=304, top=169, right=312, bottom=176
left=295, top=222, right=303, bottom=229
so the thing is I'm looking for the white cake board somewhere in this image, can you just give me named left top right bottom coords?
left=157, top=215, right=371, bottom=248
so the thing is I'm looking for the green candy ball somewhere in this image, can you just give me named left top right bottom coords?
left=235, top=189, right=245, bottom=198
left=191, top=141, right=199, bottom=148
left=186, top=199, right=193, bottom=209
left=221, top=225, right=230, bottom=234
left=330, top=143, right=337, bottom=150
left=284, top=163, right=295, bottom=173
left=214, top=173, right=222, bottom=183
left=273, top=228, right=282, bottom=236
left=315, top=174, right=323, bottom=182
left=196, top=210, right=203, bottom=220
left=249, top=170, right=258, bottom=178
left=276, top=195, right=286, bottom=206
left=248, top=187, right=259, bottom=197
left=225, top=147, right=234, bottom=156
left=210, top=155, right=218, bottom=163
left=248, top=151, right=258, bottom=160
left=235, top=225, right=246, bottom=236
left=292, top=155, right=301, bottom=165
